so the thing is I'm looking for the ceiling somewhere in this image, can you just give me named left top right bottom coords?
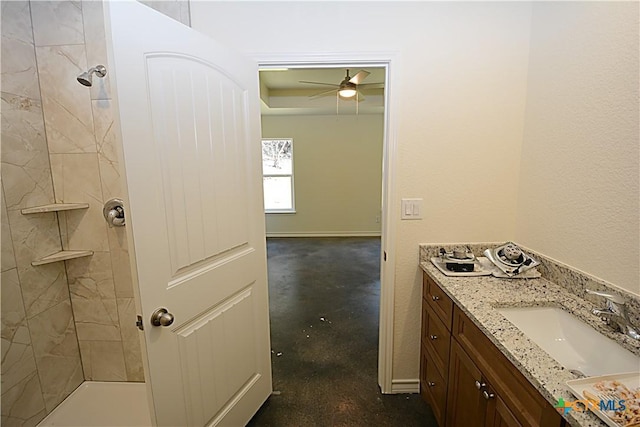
left=259, top=67, right=385, bottom=116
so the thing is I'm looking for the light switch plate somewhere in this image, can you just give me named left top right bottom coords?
left=401, top=198, right=423, bottom=220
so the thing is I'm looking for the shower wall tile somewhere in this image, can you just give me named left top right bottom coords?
left=0, top=93, right=55, bottom=211
left=123, top=338, right=145, bottom=382
left=94, top=97, right=136, bottom=300
left=78, top=340, right=127, bottom=381
left=116, top=298, right=139, bottom=342
left=1, top=371, right=46, bottom=427
left=1, top=269, right=37, bottom=392
left=67, top=252, right=121, bottom=341
left=7, top=211, right=68, bottom=319
left=81, top=0, right=111, bottom=100
left=139, top=0, right=191, bottom=26
left=2, top=189, right=17, bottom=272
left=77, top=341, right=91, bottom=379
left=109, top=228, right=134, bottom=298
left=30, top=0, right=84, bottom=47
left=1, top=1, right=35, bottom=55
left=179, top=1, right=191, bottom=27
left=73, top=302, right=120, bottom=341
left=93, top=100, right=122, bottom=201
left=28, top=300, right=83, bottom=412
left=66, top=252, right=116, bottom=299
left=1, top=1, right=40, bottom=100
left=49, top=153, right=109, bottom=252
left=35, top=45, right=96, bottom=154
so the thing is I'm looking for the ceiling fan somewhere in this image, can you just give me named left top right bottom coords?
left=299, top=69, right=383, bottom=101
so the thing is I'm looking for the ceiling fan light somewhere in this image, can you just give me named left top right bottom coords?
left=339, top=88, right=357, bottom=98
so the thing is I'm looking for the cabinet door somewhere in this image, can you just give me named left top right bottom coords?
left=422, top=344, right=448, bottom=427
left=446, top=340, right=486, bottom=427
left=485, top=394, right=522, bottom=427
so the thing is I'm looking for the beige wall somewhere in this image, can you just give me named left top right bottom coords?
left=516, top=2, right=639, bottom=295
left=262, top=114, right=383, bottom=236
left=1, top=1, right=190, bottom=424
left=192, top=1, right=533, bottom=382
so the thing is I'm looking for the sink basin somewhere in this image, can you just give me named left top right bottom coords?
left=497, top=306, right=639, bottom=376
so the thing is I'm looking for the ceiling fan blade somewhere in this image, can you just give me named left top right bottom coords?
left=309, top=88, right=339, bottom=99
left=349, top=70, right=370, bottom=85
left=357, top=82, right=384, bottom=90
left=299, top=80, right=340, bottom=87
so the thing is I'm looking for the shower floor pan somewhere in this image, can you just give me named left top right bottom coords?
left=37, top=381, right=152, bottom=426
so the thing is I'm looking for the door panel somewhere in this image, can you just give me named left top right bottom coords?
left=177, top=286, right=258, bottom=426
left=105, top=2, right=271, bottom=426
left=486, top=394, right=522, bottom=427
left=447, top=341, right=486, bottom=427
left=147, top=55, right=250, bottom=273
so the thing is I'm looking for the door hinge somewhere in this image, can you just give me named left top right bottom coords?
left=384, top=251, right=387, bottom=261
left=136, top=315, right=144, bottom=331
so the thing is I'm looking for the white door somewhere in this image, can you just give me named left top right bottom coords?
left=104, top=2, right=272, bottom=426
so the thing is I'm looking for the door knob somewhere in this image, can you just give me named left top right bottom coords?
left=151, top=308, right=175, bottom=327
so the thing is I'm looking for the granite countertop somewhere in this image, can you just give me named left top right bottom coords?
left=419, top=259, right=640, bottom=427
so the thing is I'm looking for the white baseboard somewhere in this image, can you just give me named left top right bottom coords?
left=266, top=231, right=382, bottom=238
left=390, top=379, right=420, bottom=394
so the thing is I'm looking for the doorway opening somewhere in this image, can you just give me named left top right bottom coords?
left=248, top=236, right=439, bottom=425
left=256, top=61, right=396, bottom=395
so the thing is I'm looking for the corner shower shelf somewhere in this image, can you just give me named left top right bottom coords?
left=31, top=250, right=94, bottom=266
left=21, top=203, right=89, bottom=215
left=21, top=203, right=94, bottom=266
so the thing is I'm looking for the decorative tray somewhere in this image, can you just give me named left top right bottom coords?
left=430, top=256, right=492, bottom=277
left=566, top=372, right=640, bottom=427
left=430, top=257, right=541, bottom=279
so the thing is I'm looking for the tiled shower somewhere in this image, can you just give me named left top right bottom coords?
left=1, top=1, right=189, bottom=425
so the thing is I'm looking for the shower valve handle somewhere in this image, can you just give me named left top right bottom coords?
left=103, top=198, right=125, bottom=227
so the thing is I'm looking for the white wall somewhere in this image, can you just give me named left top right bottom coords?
left=262, top=114, right=383, bottom=236
left=192, top=1, right=533, bottom=382
left=516, top=2, right=639, bottom=295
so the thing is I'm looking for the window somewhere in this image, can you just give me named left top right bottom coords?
left=262, top=139, right=294, bottom=212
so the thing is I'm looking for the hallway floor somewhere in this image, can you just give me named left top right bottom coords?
left=248, top=237, right=436, bottom=427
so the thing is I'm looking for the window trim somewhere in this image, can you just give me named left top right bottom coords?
left=262, top=138, right=295, bottom=213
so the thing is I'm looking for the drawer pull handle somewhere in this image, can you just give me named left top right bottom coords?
left=429, top=335, right=437, bottom=340
left=431, top=295, right=440, bottom=301
left=475, top=380, right=486, bottom=390
left=482, top=390, right=495, bottom=400
left=428, top=381, right=436, bottom=387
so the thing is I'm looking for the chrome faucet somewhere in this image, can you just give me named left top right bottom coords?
left=586, top=289, right=640, bottom=340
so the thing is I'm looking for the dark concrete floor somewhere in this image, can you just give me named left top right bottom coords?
left=247, top=237, right=437, bottom=427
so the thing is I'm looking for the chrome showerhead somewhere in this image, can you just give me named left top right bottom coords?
left=77, top=65, right=107, bottom=87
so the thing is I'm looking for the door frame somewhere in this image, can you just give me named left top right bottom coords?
left=253, top=52, right=399, bottom=393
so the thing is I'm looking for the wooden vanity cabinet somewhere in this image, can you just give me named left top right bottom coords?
left=420, top=272, right=564, bottom=427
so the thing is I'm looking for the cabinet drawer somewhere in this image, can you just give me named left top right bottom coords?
left=424, top=273, right=453, bottom=329
left=452, top=306, right=562, bottom=427
left=425, top=309, right=451, bottom=373
left=421, top=343, right=447, bottom=427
